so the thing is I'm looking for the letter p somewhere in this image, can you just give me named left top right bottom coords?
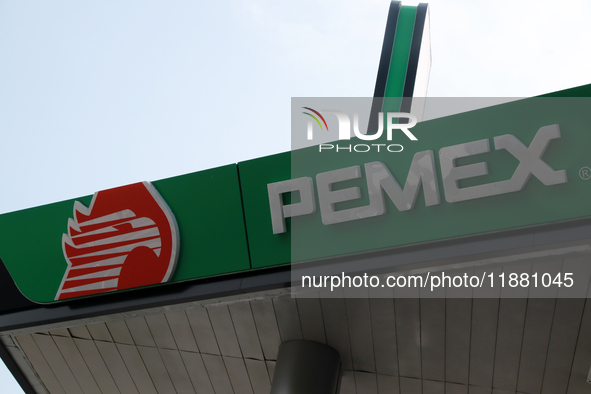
left=268, top=177, right=316, bottom=234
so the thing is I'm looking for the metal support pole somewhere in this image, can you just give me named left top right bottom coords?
left=270, top=340, right=341, bottom=394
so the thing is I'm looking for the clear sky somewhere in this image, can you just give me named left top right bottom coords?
left=0, top=0, right=590, bottom=392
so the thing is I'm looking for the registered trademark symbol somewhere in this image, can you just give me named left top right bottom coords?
left=580, top=167, right=591, bottom=180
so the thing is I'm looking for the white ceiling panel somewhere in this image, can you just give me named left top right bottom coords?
left=201, top=353, right=233, bottom=394
left=145, top=314, right=177, bottom=350
left=422, top=379, right=444, bottom=394
left=223, top=356, right=253, bottom=394
left=355, top=371, right=378, bottom=394
left=516, top=298, right=556, bottom=394
left=394, top=298, right=421, bottom=379
left=272, top=296, right=303, bottom=342
left=186, top=307, right=220, bottom=356
left=207, top=306, right=242, bottom=358
left=74, top=337, right=121, bottom=394
left=228, top=303, right=264, bottom=360
left=159, top=348, right=196, bottom=394
left=86, top=323, right=113, bottom=343
left=541, top=298, right=586, bottom=394
left=17, top=334, right=65, bottom=394
left=377, top=374, right=399, bottom=394
left=321, top=297, right=354, bottom=371
left=491, top=389, right=515, bottom=394
left=32, top=334, right=83, bottom=394
left=445, top=298, right=472, bottom=385
left=95, top=340, right=139, bottom=394
left=493, top=297, right=528, bottom=391
left=296, top=296, right=327, bottom=345
left=68, top=326, right=92, bottom=341
left=340, top=370, right=357, bottom=394
left=243, top=359, right=270, bottom=394
left=137, top=345, right=176, bottom=394
left=446, top=382, right=468, bottom=394
left=250, top=299, right=281, bottom=361
left=117, top=343, right=158, bottom=394
left=126, top=317, right=157, bottom=348
left=346, top=298, right=375, bottom=373
left=52, top=335, right=101, bottom=394
left=6, top=266, right=591, bottom=394
left=445, top=268, right=474, bottom=387
left=469, top=298, right=499, bottom=389
left=568, top=300, right=591, bottom=393
left=370, top=298, right=398, bottom=377
left=495, top=266, right=530, bottom=390
left=265, top=360, right=276, bottom=384
left=467, top=386, right=491, bottom=394
left=48, top=328, right=70, bottom=338
left=165, top=311, right=198, bottom=353
left=179, top=351, right=214, bottom=394
left=399, top=376, right=421, bottom=394
left=4, top=342, right=49, bottom=394
left=419, top=298, right=445, bottom=382
left=106, top=320, right=135, bottom=345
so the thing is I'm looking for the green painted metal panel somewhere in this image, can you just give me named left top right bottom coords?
left=0, top=164, right=250, bottom=303
left=2, top=82, right=591, bottom=300
left=240, top=94, right=591, bottom=268
left=153, top=166, right=250, bottom=282
left=382, top=6, right=417, bottom=113
left=0, top=196, right=94, bottom=303
left=239, top=152, right=291, bottom=269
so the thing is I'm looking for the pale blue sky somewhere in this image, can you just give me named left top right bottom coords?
left=0, top=0, right=590, bottom=392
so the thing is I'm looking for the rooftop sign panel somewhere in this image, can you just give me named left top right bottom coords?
left=241, top=95, right=591, bottom=268
left=0, top=165, right=250, bottom=303
left=2, top=91, right=591, bottom=305
left=0, top=1, right=589, bottom=303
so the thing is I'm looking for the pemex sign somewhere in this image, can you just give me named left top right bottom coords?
left=269, top=123, right=567, bottom=233
left=239, top=96, right=591, bottom=269
left=0, top=165, right=250, bottom=304
left=56, top=182, right=179, bottom=300
left=0, top=95, right=590, bottom=302
left=0, top=1, right=433, bottom=303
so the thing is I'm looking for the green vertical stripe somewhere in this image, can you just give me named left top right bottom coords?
left=383, top=6, right=416, bottom=113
